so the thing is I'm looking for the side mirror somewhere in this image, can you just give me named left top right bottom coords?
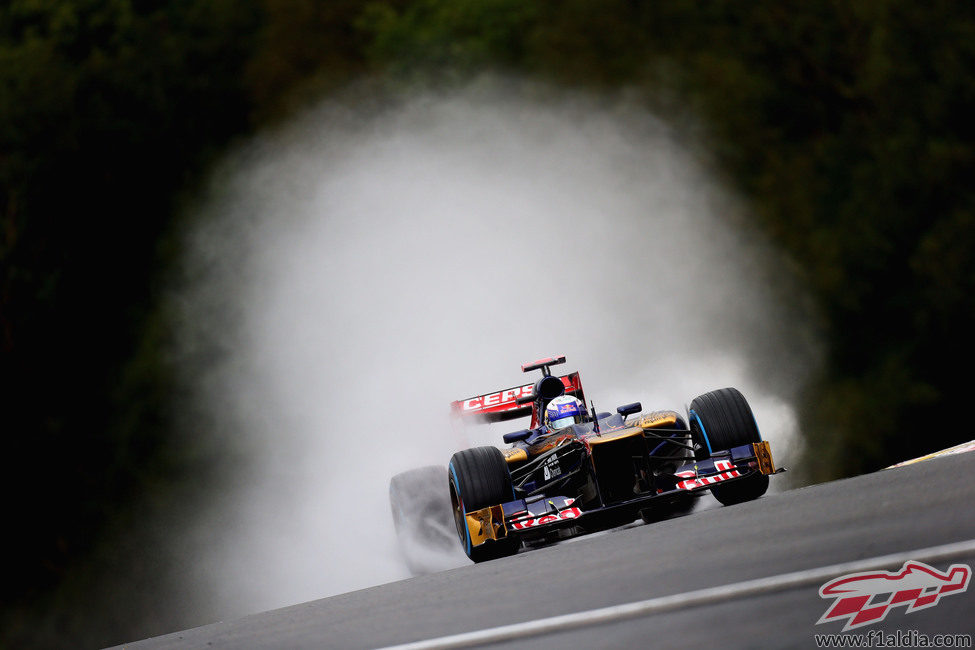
left=616, top=402, right=642, bottom=418
left=503, top=429, right=532, bottom=444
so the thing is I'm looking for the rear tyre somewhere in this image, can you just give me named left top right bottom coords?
left=448, top=446, right=520, bottom=563
left=389, top=466, right=460, bottom=574
left=688, top=387, right=769, bottom=506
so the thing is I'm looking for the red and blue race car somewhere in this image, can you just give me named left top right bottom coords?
left=390, top=356, right=781, bottom=567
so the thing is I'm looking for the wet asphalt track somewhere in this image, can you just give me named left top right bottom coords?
left=116, top=452, right=975, bottom=649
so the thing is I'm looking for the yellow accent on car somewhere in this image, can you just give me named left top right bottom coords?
left=528, top=433, right=574, bottom=456
left=753, top=440, right=776, bottom=475
left=587, top=426, right=645, bottom=445
left=637, top=411, right=678, bottom=428
left=465, top=505, right=507, bottom=547
left=502, top=448, right=528, bottom=463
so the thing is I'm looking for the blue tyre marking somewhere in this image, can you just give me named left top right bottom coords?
left=448, top=462, right=471, bottom=555
left=689, top=410, right=713, bottom=456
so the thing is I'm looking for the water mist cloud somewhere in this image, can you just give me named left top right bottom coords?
left=174, top=79, right=816, bottom=620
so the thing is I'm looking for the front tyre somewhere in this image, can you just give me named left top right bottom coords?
left=448, top=446, right=520, bottom=563
left=688, top=387, right=769, bottom=506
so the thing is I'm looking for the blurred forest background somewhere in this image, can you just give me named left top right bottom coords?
left=2, top=0, right=973, bottom=647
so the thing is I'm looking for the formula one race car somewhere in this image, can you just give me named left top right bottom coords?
left=389, top=356, right=781, bottom=566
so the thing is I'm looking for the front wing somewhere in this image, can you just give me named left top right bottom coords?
left=461, top=441, right=779, bottom=550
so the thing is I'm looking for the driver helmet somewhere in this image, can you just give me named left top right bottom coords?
left=544, top=395, right=586, bottom=430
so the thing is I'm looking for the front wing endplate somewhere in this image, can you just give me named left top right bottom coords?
left=465, top=505, right=507, bottom=547
left=753, top=440, right=775, bottom=475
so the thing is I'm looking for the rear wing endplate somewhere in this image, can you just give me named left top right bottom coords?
left=521, top=355, right=566, bottom=375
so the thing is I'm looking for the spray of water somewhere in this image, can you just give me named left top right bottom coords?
left=173, top=79, right=816, bottom=621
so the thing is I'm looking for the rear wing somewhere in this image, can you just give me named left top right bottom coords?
left=450, top=372, right=585, bottom=424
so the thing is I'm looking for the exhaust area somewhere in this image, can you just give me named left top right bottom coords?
left=172, top=80, right=817, bottom=620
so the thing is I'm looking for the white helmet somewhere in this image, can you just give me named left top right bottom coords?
left=544, top=395, right=586, bottom=430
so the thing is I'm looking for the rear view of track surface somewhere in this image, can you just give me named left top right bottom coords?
left=116, top=452, right=975, bottom=649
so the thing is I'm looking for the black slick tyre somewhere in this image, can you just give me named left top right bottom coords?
left=448, top=446, right=520, bottom=563
left=688, top=387, right=769, bottom=506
